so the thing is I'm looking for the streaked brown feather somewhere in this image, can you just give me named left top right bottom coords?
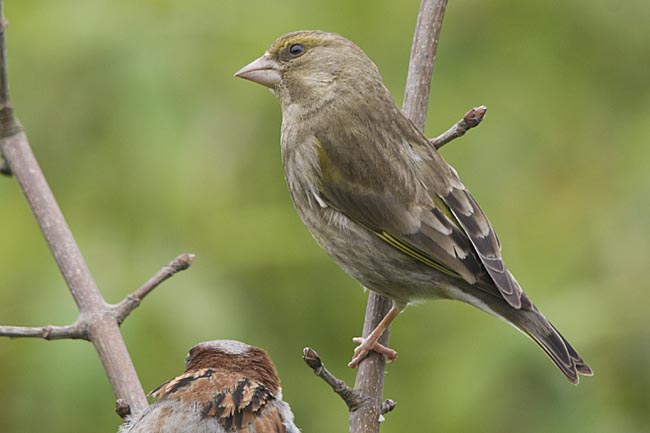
left=252, top=404, right=286, bottom=433
left=150, top=368, right=285, bottom=432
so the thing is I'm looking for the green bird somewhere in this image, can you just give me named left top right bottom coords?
left=235, top=30, right=592, bottom=383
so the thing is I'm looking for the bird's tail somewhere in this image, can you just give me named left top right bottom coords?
left=517, top=308, right=592, bottom=383
left=499, top=302, right=592, bottom=383
left=465, top=287, right=593, bottom=383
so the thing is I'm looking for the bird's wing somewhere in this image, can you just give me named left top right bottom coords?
left=150, top=369, right=288, bottom=433
left=434, top=176, right=524, bottom=307
left=315, top=129, right=523, bottom=307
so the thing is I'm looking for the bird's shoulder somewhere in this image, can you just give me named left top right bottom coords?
left=311, top=106, right=455, bottom=234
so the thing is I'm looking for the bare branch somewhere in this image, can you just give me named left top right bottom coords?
left=0, top=251, right=193, bottom=414
left=0, top=323, right=87, bottom=340
left=0, top=3, right=199, bottom=418
left=0, top=3, right=14, bottom=176
left=403, top=0, right=449, bottom=131
left=0, top=123, right=149, bottom=416
left=350, top=1, right=449, bottom=432
left=113, top=253, right=195, bottom=323
left=0, top=2, right=151, bottom=415
left=303, top=347, right=369, bottom=411
left=0, top=4, right=10, bottom=107
left=350, top=293, right=393, bottom=432
left=1, top=252, right=195, bottom=343
left=430, top=105, right=487, bottom=149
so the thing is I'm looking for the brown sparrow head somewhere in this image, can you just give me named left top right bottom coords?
left=119, top=340, right=300, bottom=433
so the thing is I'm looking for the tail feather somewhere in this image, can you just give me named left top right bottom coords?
left=513, top=307, right=592, bottom=384
left=549, top=323, right=594, bottom=376
left=465, top=285, right=592, bottom=383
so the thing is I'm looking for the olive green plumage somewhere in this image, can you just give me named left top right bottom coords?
left=236, top=30, right=592, bottom=383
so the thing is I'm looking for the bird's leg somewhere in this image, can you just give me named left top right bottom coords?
left=348, top=305, right=401, bottom=368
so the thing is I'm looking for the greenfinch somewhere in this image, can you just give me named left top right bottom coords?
left=236, top=30, right=591, bottom=383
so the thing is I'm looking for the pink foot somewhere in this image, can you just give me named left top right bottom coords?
left=348, top=337, right=398, bottom=368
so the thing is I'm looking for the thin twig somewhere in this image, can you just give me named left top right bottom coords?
left=430, top=106, right=486, bottom=149
left=303, top=347, right=369, bottom=411
left=0, top=323, right=87, bottom=340
left=350, top=1, right=449, bottom=432
left=0, top=253, right=195, bottom=342
left=113, top=253, right=195, bottom=323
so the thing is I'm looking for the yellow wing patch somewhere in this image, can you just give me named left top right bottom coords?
left=432, top=195, right=460, bottom=229
left=375, top=231, right=461, bottom=279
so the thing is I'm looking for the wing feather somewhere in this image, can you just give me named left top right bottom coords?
left=439, top=186, right=523, bottom=307
left=315, top=128, right=524, bottom=307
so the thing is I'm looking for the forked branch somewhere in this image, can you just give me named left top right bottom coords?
left=303, top=347, right=397, bottom=415
left=0, top=254, right=195, bottom=341
left=0, top=0, right=194, bottom=416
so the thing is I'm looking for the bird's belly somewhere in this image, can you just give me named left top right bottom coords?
left=296, top=203, right=460, bottom=306
left=281, top=136, right=461, bottom=305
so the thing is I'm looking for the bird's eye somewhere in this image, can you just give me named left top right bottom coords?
left=289, top=43, right=305, bottom=56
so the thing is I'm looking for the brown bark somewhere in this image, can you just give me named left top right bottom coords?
left=348, top=1, right=450, bottom=432
left=0, top=1, right=194, bottom=417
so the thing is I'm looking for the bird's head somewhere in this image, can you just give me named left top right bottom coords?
left=185, top=340, right=282, bottom=395
left=235, top=30, right=383, bottom=107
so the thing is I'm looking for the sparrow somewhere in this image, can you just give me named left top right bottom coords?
left=235, top=30, right=592, bottom=383
left=119, top=340, right=300, bottom=433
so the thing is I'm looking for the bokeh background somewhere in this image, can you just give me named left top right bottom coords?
left=1, top=0, right=648, bottom=432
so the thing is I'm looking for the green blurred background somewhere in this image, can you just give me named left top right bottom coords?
left=1, top=0, right=648, bottom=432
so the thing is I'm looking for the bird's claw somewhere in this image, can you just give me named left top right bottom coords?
left=348, top=337, right=398, bottom=368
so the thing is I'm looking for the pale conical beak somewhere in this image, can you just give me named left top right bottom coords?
left=234, top=55, right=281, bottom=88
